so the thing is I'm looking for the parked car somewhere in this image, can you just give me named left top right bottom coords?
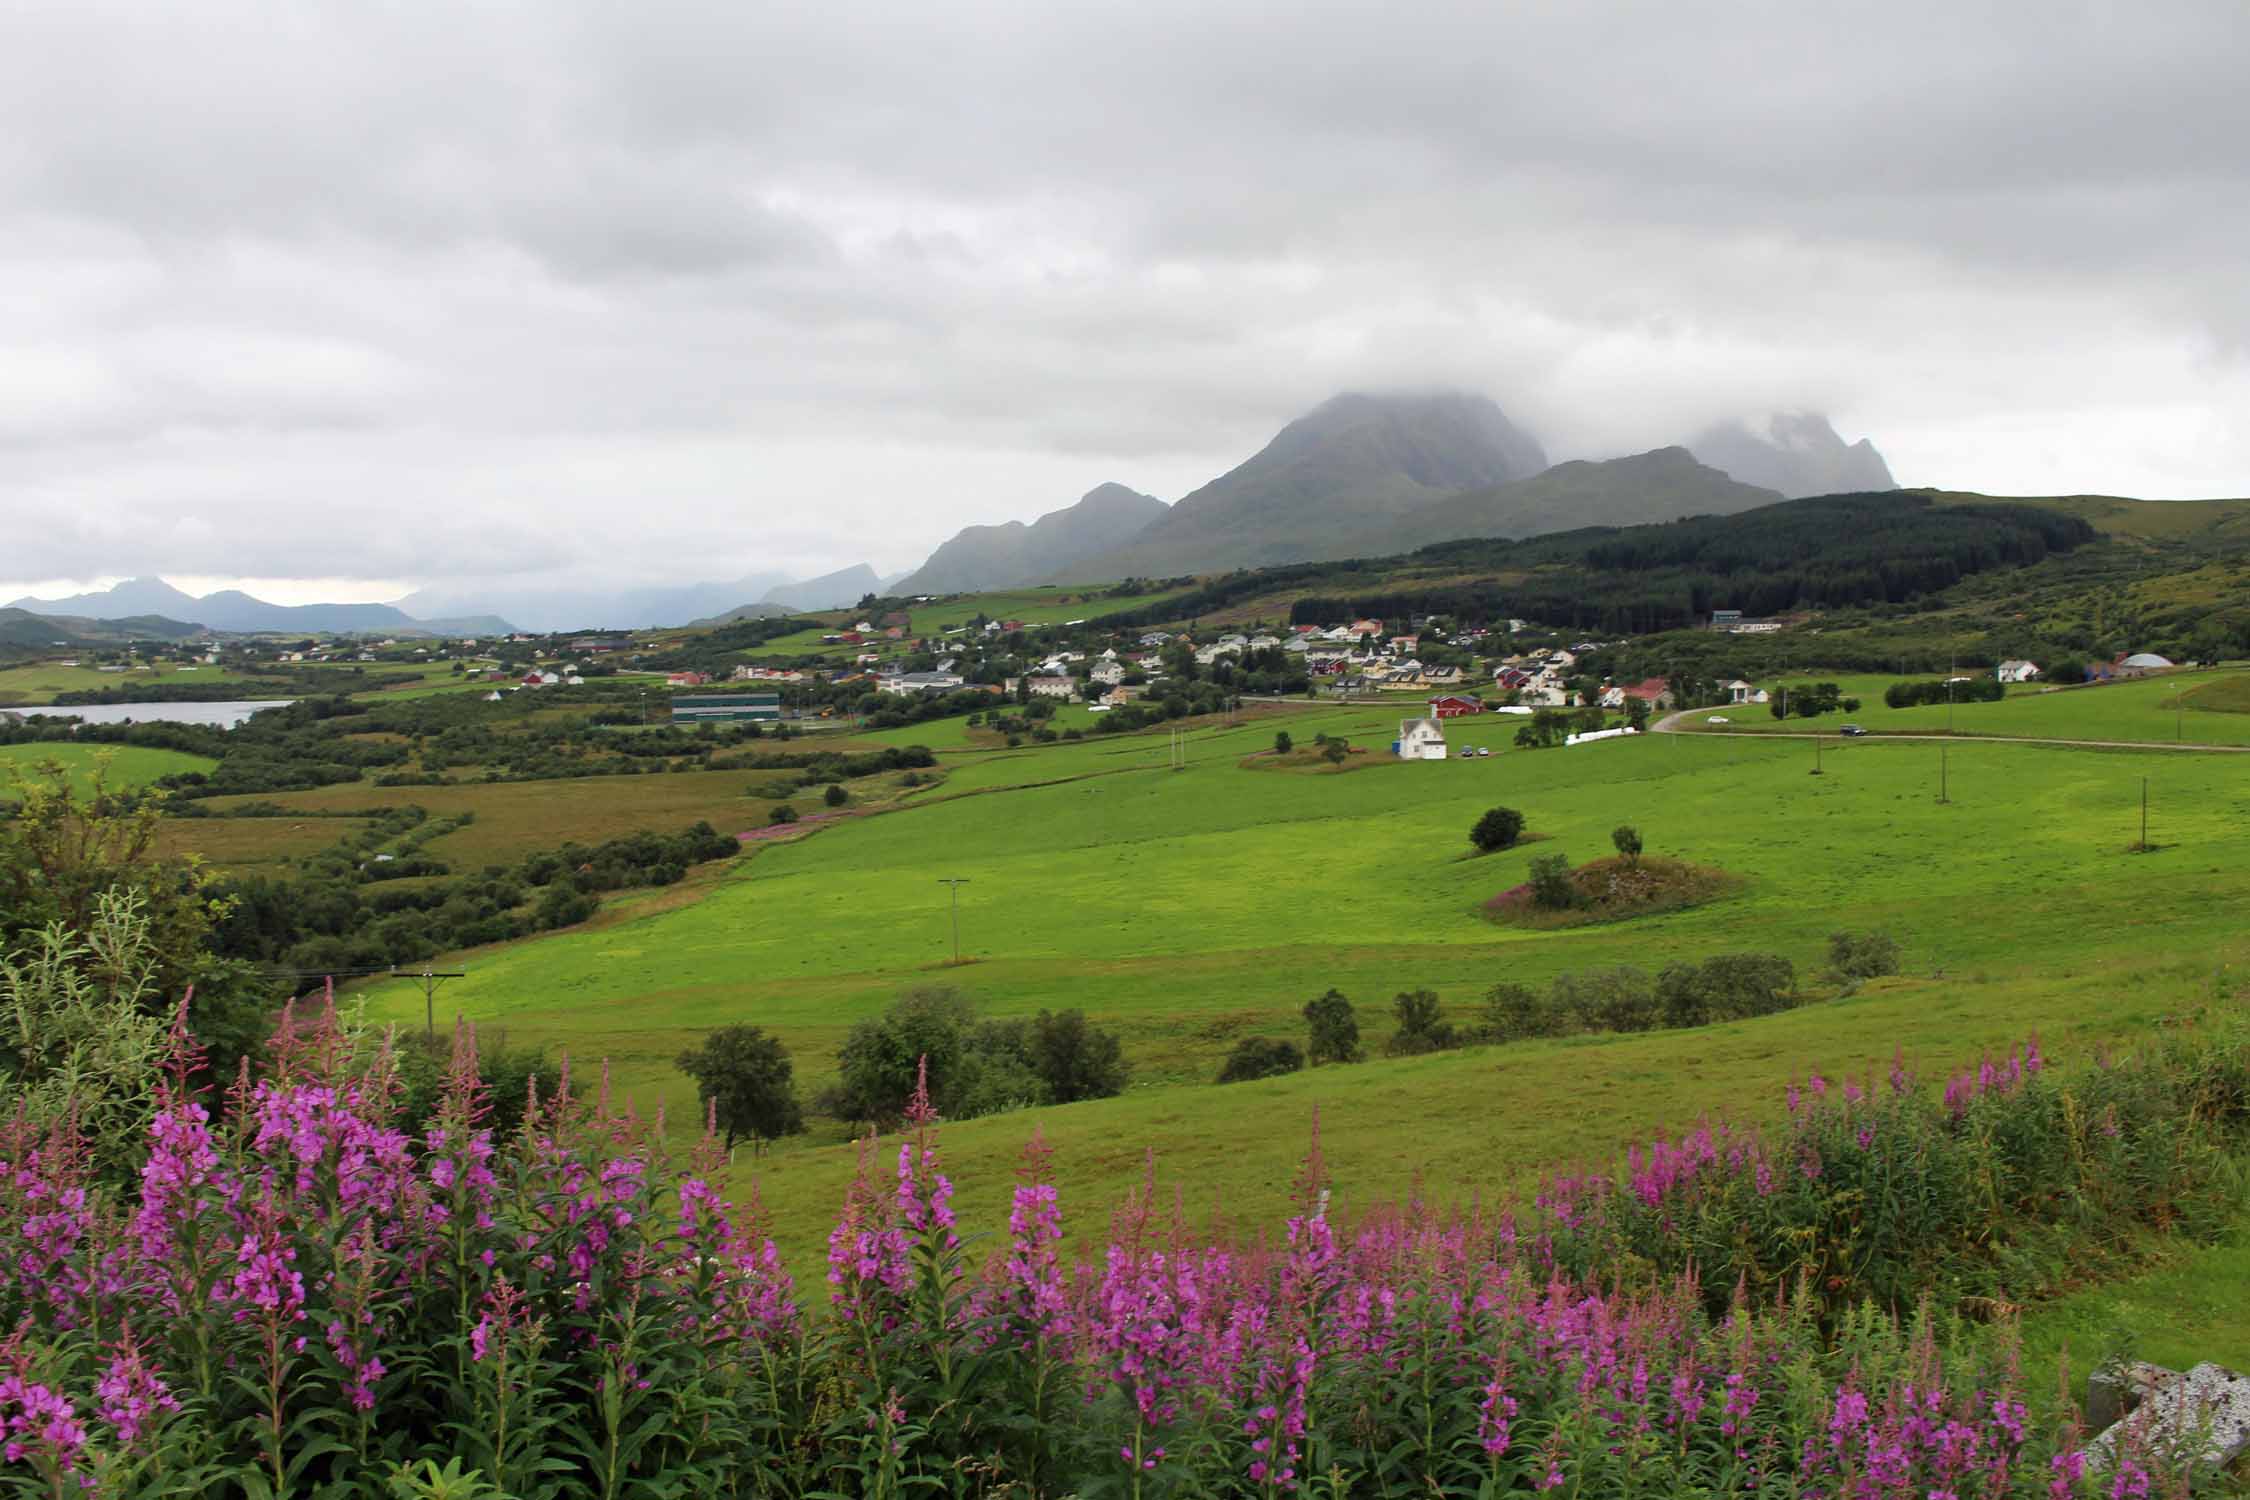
left=1840, top=723, right=1868, bottom=737
left=1477, top=747, right=1492, bottom=757
left=1706, top=715, right=1730, bottom=724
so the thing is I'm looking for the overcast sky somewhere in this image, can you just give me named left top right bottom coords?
left=5, top=0, right=2247, bottom=606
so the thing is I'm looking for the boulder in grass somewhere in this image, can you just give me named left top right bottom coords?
left=2086, top=1361, right=2250, bottom=1476
left=2086, top=1361, right=2181, bottom=1432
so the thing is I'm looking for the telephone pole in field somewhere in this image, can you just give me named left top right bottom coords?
left=936, top=878, right=970, bottom=964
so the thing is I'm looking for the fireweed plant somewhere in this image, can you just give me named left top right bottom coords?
left=0, top=991, right=2242, bottom=1497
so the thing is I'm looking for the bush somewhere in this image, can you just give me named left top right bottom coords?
left=1528, top=852, right=1578, bottom=909
left=1470, top=805, right=1526, bottom=852
left=1024, top=1008, right=1130, bottom=1103
left=823, top=783, right=848, bottom=808
left=1385, top=988, right=1459, bottom=1056
left=1215, top=1035, right=1304, bottom=1083
left=1274, top=730, right=1293, bottom=755
left=1610, top=824, right=1642, bottom=863
left=1478, top=981, right=1557, bottom=1043
left=1829, top=929, right=1901, bottom=979
left=1550, top=966, right=1659, bottom=1033
left=1301, top=988, right=1361, bottom=1065
left=769, top=802, right=799, bottom=825
left=1656, top=952, right=1796, bottom=1027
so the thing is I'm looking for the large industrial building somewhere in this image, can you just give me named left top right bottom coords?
left=670, top=692, right=782, bottom=724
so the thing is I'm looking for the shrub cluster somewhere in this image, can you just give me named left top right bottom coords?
left=1482, top=951, right=1800, bottom=1041
left=208, top=821, right=741, bottom=973
left=821, top=988, right=1128, bottom=1125
left=0, top=1006, right=2236, bottom=1495
left=1886, top=675, right=2007, bottom=708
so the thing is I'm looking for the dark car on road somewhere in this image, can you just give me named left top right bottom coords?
left=1839, top=724, right=1868, bottom=737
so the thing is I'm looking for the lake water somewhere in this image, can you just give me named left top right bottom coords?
left=17, top=699, right=294, bottom=729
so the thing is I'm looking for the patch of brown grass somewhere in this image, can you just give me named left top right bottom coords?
left=1483, top=855, right=1745, bottom=929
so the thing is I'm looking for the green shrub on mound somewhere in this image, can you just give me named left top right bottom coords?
left=1484, top=853, right=1744, bottom=927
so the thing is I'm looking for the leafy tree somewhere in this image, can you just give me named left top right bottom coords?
left=1215, top=1036, right=1303, bottom=1084
left=1321, top=739, right=1349, bottom=765
left=1470, top=806, right=1526, bottom=853
left=674, top=1025, right=807, bottom=1151
left=1549, top=966, right=1659, bottom=1032
left=1610, top=825, right=1643, bottom=864
left=1477, top=981, right=1555, bottom=1043
left=1025, top=1008, right=1130, bottom=1103
left=1828, top=930, right=1901, bottom=980
left=1528, top=853, right=1578, bottom=910
left=768, top=802, right=799, bottom=825
left=1384, top=988, right=1458, bottom=1056
left=1301, top=989, right=1361, bottom=1065
left=829, top=987, right=976, bottom=1125
left=1273, top=730, right=1293, bottom=756
left=1624, top=695, right=1652, bottom=731
left=1656, top=953, right=1796, bottom=1028
left=823, top=783, right=848, bottom=808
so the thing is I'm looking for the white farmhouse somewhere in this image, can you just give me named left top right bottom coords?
left=1393, top=717, right=1448, bottom=761
left=1997, top=660, right=2041, bottom=683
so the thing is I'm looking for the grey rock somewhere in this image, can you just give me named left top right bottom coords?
left=2087, top=1361, right=2250, bottom=1476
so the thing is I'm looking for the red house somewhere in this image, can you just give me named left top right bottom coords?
left=1427, top=694, right=1484, bottom=719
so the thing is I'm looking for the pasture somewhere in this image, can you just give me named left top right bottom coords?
left=346, top=702, right=2250, bottom=1267
left=1687, top=666, right=2250, bottom=746
left=0, top=741, right=218, bottom=791
left=0, top=661, right=274, bottom=705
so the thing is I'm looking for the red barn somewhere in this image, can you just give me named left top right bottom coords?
left=1427, top=694, right=1484, bottom=719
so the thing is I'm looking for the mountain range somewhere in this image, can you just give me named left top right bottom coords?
left=881, top=392, right=1887, bottom=592
left=0, top=578, right=498, bottom=637
left=893, top=483, right=1170, bottom=594
left=1688, top=411, right=1896, bottom=497
left=16, top=393, right=1898, bottom=635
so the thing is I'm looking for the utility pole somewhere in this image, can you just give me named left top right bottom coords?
left=2139, top=777, right=2149, bottom=852
left=412, top=968, right=467, bottom=1037
left=936, top=878, right=970, bottom=963
left=1811, top=735, right=1823, bottom=776
left=1937, top=742, right=1950, bottom=805
left=1947, top=656, right=1956, bottom=735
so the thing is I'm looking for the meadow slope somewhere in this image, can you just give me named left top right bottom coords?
left=348, top=703, right=2250, bottom=1266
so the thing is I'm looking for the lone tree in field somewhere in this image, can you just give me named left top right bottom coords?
left=1385, top=988, right=1459, bottom=1056
left=1611, top=824, right=1643, bottom=864
left=1302, top=988, right=1362, bottom=1065
left=823, top=783, right=848, bottom=808
left=674, top=1025, right=806, bottom=1152
left=1470, top=805, right=1526, bottom=852
left=1322, top=739, right=1349, bottom=766
left=1274, top=729, right=1293, bottom=756
left=1528, top=852, right=1578, bottom=910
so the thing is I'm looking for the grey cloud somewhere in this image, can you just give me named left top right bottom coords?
left=1, top=0, right=2245, bottom=599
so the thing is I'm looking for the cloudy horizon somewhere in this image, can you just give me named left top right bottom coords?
left=5, top=0, right=2247, bottom=608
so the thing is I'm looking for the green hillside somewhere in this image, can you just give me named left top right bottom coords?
left=342, top=701, right=2250, bottom=1267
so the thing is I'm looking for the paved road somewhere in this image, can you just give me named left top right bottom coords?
left=1648, top=709, right=2250, bottom=753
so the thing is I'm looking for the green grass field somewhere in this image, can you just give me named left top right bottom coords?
left=1683, top=667, right=2250, bottom=747
left=0, top=661, right=278, bottom=706
left=2018, top=1214, right=2250, bottom=1380
left=0, top=741, right=218, bottom=791
left=337, top=702, right=2250, bottom=1268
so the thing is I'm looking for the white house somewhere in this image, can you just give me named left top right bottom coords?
left=1996, top=660, right=2041, bottom=684
left=1025, top=675, right=1075, bottom=699
left=1090, top=660, right=1124, bottom=686
left=1723, top=678, right=1757, bottom=704
left=1393, top=717, right=1448, bottom=761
